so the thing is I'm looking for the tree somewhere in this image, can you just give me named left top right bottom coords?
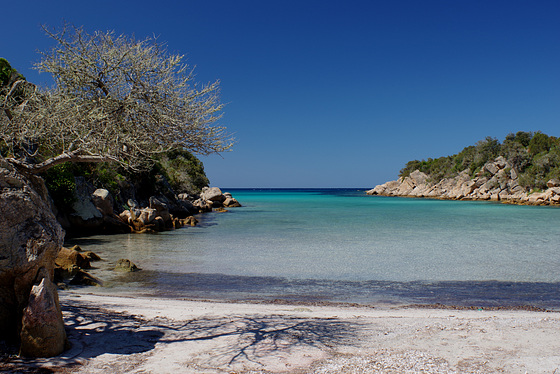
left=0, top=25, right=233, bottom=174
left=528, top=131, right=551, bottom=155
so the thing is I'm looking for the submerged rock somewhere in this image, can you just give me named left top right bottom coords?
left=115, top=259, right=140, bottom=272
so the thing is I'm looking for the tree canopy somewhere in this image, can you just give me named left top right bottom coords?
left=0, top=25, right=233, bottom=174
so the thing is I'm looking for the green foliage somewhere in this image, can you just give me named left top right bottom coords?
left=155, top=149, right=209, bottom=194
left=398, top=132, right=560, bottom=191
left=42, top=163, right=77, bottom=212
left=0, top=58, right=26, bottom=91
left=528, top=131, right=552, bottom=155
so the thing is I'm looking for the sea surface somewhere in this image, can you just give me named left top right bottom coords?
left=68, top=189, right=560, bottom=309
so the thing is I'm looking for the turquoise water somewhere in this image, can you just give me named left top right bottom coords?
left=70, top=189, right=560, bottom=309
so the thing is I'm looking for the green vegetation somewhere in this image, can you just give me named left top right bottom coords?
left=0, top=58, right=25, bottom=87
left=156, top=150, right=210, bottom=194
left=40, top=149, right=209, bottom=212
left=399, top=131, right=560, bottom=190
left=42, top=163, right=78, bottom=212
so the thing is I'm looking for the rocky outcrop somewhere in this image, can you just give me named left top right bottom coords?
left=53, top=245, right=102, bottom=287
left=59, top=180, right=241, bottom=235
left=0, top=157, right=66, bottom=356
left=19, top=275, right=67, bottom=357
left=367, top=156, right=560, bottom=205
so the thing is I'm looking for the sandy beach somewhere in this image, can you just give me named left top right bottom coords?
left=2, top=292, right=559, bottom=373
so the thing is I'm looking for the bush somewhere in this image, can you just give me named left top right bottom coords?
left=42, top=163, right=77, bottom=212
left=155, top=150, right=209, bottom=194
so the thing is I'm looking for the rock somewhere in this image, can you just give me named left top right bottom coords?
left=547, top=179, right=560, bottom=188
left=170, top=199, right=198, bottom=218
left=68, top=177, right=103, bottom=231
left=200, top=187, right=225, bottom=202
left=149, top=196, right=172, bottom=225
left=409, top=170, right=429, bottom=185
left=0, top=157, right=64, bottom=349
left=19, top=276, right=67, bottom=357
left=115, top=259, right=140, bottom=272
left=82, top=251, right=101, bottom=262
left=69, top=270, right=103, bottom=286
left=483, top=162, right=499, bottom=176
left=510, top=168, right=518, bottom=180
left=494, top=156, right=507, bottom=169
left=127, top=199, right=140, bottom=209
left=185, top=216, right=198, bottom=226
left=224, top=197, right=242, bottom=207
left=153, top=216, right=165, bottom=231
left=119, top=209, right=134, bottom=224
left=177, top=193, right=191, bottom=201
left=138, top=208, right=157, bottom=225
left=55, top=247, right=91, bottom=270
left=54, top=264, right=80, bottom=281
left=70, top=245, right=82, bottom=252
left=92, top=188, right=113, bottom=215
left=102, top=214, right=132, bottom=234
left=211, top=200, right=224, bottom=208
left=193, top=198, right=213, bottom=212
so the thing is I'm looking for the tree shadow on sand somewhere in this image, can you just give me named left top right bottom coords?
left=157, top=312, right=359, bottom=368
left=25, top=298, right=359, bottom=371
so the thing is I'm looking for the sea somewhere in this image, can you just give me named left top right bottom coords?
left=67, top=188, right=560, bottom=310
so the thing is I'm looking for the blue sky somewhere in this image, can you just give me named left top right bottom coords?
left=2, top=1, right=559, bottom=188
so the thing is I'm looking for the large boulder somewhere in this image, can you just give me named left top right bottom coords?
left=0, top=157, right=66, bottom=355
left=67, top=177, right=103, bottom=232
left=200, top=187, right=226, bottom=202
left=19, top=275, right=67, bottom=357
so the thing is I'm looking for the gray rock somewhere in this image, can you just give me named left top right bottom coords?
left=19, top=276, right=67, bottom=357
left=149, top=196, right=172, bottom=225
left=0, top=157, right=65, bottom=355
left=92, top=188, right=113, bottom=215
left=484, top=162, right=499, bottom=175
left=200, top=187, right=225, bottom=202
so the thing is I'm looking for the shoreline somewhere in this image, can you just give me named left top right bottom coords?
left=4, top=292, right=560, bottom=373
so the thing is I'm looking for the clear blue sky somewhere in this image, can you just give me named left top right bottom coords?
left=2, top=1, right=559, bottom=188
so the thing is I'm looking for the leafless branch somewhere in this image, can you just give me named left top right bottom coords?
left=0, top=24, right=234, bottom=173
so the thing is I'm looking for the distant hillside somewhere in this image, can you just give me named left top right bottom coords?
left=368, top=132, right=560, bottom=205
left=399, top=131, right=560, bottom=191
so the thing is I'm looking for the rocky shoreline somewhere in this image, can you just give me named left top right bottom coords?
left=367, top=155, right=560, bottom=206
left=59, top=182, right=242, bottom=236
left=0, top=154, right=243, bottom=357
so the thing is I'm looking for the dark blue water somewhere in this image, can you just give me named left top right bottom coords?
left=71, top=189, right=560, bottom=310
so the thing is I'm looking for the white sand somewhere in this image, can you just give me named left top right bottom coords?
left=10, top=292, right=560, bottom=373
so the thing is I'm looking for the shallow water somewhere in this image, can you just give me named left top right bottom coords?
left=68, top=189, right=560, bottom=309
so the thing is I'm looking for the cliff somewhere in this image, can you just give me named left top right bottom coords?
left=367, top=156, right=560, bottom=205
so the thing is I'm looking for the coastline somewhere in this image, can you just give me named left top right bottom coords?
left=5, top=292, right=560, bottom=373
left=367, top=157, right=560, bottom=207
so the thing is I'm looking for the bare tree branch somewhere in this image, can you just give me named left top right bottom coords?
left=0, top=24, right=234, bottom=173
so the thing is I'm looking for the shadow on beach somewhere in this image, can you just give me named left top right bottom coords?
left=2, top=298, right=359, bottom=372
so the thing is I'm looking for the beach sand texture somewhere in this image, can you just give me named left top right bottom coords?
left=4, top=292, right=560, bottom=373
